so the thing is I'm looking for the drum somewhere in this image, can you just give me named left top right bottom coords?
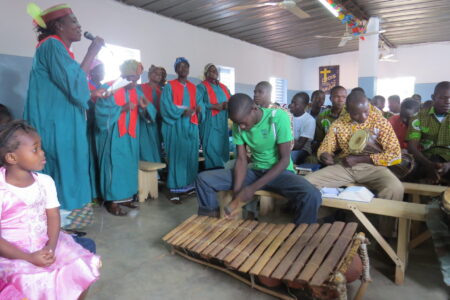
left=348, top=129, right=382, bottom=155
left=388, top=153, right=416, bottom=180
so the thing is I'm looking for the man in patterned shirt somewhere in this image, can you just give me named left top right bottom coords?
left=305, top=91, right=403, bottom=235
left=313, top=86, right=347, bottom=152
left=407, top=81, right=450, bottom=184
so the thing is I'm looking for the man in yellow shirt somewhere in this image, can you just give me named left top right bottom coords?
left=305, top=91, right=403, bottom=235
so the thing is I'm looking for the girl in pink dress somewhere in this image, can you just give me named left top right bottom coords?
left=0, top=121, right=101, bottom=299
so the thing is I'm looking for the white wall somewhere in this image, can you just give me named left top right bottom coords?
left=300, top=51, right=359, bottom=91
left=378, top=42, right=450, bottom=83
left=0, top=0, right=304, bottom=89
left=300, top=41, right=450, bottom=91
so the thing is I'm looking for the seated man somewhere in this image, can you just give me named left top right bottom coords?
left=407, top=81, right=450, bottom=184
left=371, top=95, right=392, bottom=118
left=305, top=91, right=403, bottom=235
left=307, top=90, right=326, bottom=119
left=290, top=92, right=316, bottom=164
left=389, top=98, right=420, bottom=149
left=314, top=85, right=347, bottom=152
left=388, top=95, right=401, bottom=115
left=195, top=93, right=321, bottom=224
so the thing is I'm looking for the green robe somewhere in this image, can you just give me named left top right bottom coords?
left=95, top=87, right=145, bottom=201
left=197, top=82, right=230, bottom=169
left=24, top=37, right=91, bottom=210
left=160, top=81, right=204, bottom=189
left=136, top=85, right=161, bottom=162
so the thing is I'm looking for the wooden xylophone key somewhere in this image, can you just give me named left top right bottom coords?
left=283, top=223, right=331, bottom=282
left=169, top=216, right=209, bottom=247
left=297, top=222, right=346, bottom=282
left=185, top=217, right=225, bottom=251
left=162, top=214, right=198, bottom=242
left=250, top=223, right=296, bottom=276
left=223, top=223, right=268, bottom=264
left=238, top=224, right=284, bottom=273
left=208, top=220, right=255, bottom=258
left=310, top=222, right=358, bottom=286
left=271, top=223, right=320, bottom=280
left=201, top=219, right=244, bottom=257
left=190, top=217, right=230, bottom=253
left=259, top=223, right=309, bottom=278
left=179, top=217, right=217, bottom=248
left=229, top=223, right=276, bottom=269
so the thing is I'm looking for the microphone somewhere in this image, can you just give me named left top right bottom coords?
left=84, top=31, right=95, bottom=41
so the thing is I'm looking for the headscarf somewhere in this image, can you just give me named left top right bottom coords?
left=120, top=59, right=144, bottom=77
left=203, top=63, right=215, bottom=79
left=90, top=58, right=103, bottom=72
left=27, top=3, right=73, bottom=28
left=174, top=57, right=189, bottom=72
left=148, top=64, right=159, bottom=75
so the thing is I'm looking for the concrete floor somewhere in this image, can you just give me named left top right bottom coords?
left=85, top=192, right=449, bottom=300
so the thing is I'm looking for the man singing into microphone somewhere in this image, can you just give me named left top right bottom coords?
left=24, top=3, right=106, bottom=229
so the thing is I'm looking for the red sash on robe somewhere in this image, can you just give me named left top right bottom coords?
left=202, top=81, right=230, bottom=117
left=140, top=83, right=162, bottom=112
left=114, top=87, right=138, bottom=138
left=170, top=79, right=198, bottom=125
left=36, top=35, right=75, bottom=59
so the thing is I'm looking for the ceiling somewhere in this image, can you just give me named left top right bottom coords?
left=116, top=0, right=450, bottom=59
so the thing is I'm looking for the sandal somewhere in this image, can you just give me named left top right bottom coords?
left=105, top=202, right=127, bottom=216
left=169, top=195, right=182, bottom=205
left=119, top=202, right=139, bottom=209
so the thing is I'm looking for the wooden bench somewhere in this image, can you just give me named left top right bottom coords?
left=138, top=161, right=166, bottom=202
left=217, top=189, right=430, bottom=285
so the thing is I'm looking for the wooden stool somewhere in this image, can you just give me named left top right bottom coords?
left=138, top=161, right=166, bottom=202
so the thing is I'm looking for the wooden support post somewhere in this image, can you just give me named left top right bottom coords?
left=395, top=218, right=411, bottom=285
left=347, top=204, right=405, bottom=284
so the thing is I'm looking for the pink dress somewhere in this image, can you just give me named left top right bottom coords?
left=0, top=167, right=101, bottom=300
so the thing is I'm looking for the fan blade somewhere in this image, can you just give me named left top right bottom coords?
left=315, top=35, right=343, bottom=39
left=286, top=5, right=310, bottom=18
left=338, top=37, right=349, bottom=47
left=230, top=3, right=277, bottom=10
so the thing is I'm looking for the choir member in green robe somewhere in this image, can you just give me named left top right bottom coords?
left=160, top=57, right=204, bottom=203
left=95, top=60, right=150, bottom=216
left=137, top=65, right=162, bottom=163
left=87, top=59, right=106, bottom=200
left=24, top=4, right=105, bottom=212
left=198, top=63, right=230, bottom=169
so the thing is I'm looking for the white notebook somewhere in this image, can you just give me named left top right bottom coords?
left=321, top=186, right=374, bottom=203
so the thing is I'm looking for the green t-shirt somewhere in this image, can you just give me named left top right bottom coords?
left=232, top=107, right=294, bottom=172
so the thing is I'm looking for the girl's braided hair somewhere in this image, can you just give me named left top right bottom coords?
left=0, top=120, right=37, bottom=166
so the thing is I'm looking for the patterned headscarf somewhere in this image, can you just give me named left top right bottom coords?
left=120, top=59, right=144, bottom=77
left=174, top=57, right=189, bottom=72
left=203, top=63, right=215, bottom=79
left=27, top=3, right=73, bottom=28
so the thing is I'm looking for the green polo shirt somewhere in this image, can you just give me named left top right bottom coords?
left=315, top=108, right=341, bottom=143
left=407, top=107, right=450, bottom=161
left=232, top=107, right=294, bottom=172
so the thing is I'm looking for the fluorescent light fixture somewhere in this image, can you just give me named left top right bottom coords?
left=318, top=0, right=339, bottom=17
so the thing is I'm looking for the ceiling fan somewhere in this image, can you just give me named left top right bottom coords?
left=230, top=0, right=310, bottom=19
left=315, top=24, right=386, bottom=47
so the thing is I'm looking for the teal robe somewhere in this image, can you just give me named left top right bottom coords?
left=87, top=81, right=110, bottom=200
left=136, top=85, right=161, bottom=162
left=160, top=81, right=204, bottom=189
left=197, top=82, right=230, bottom=169
left=95, top=87, right=145, bottom=201
left=24, top=37, right=91, bottom=211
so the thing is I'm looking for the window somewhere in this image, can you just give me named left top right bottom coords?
left=376, top=76, right=415, bottom=107
left=217, top=65, right=235, bottom=94
left=97, top=43, right=141, bottom=83
left=270, top=77, right=288, bottom=105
